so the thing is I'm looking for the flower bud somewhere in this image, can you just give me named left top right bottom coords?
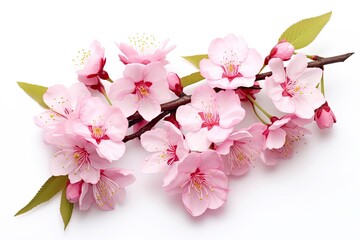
left=167, top=72, right=183, bottom=97
left=314, top=102, right=337, bottom=129
left=66, top=181, right=83, bottom=203
left=265, top=40, right=294, bottom=65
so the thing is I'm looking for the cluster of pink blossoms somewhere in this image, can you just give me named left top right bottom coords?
left=35, top=33, right=336, bottom=217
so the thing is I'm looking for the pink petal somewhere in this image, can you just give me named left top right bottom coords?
left=79, top=183, right=93, bottom=210
left=177, top=152, right=201, bottom=173
left=50, top=149, right=75, bottom=176
left=108, top=78, right=136, bottom=99
left=286, top=53, right=307, bottom=81
left=79, top=97, right=107, bottom=126
left=273, top=96, right=296, bottom=114
left=144, top=62, right=167, bottom=83
left=238, top=48, right=263, bottom=77
left=34, top=111, right=64, bottom=129
left=199, top=151, right=223, bottom=171
left=138, top=97, right=161, bottom=121
left=190, top=85, right=216, bottom=111
left=97, top=140, right=126, bottom=161
left=207, top=125, right=233, bottom=143
left=112, top=95, right=138, bottom=117
left=182, top=187, right=210, bottom=217
left=297, top=67, right=322, bottom=87
left=206, top=77, right=233, bottom=89
left=292, top=97, right=317, bottom=119
left=140, top=128, right=169, bottom=152
left=118, top=42, right=138, bottom=57
left=105, top=109, right=128, bottom=141
left=215, top=139, right=234, bottom=155
left=206, top=169, right=228, bottom=209
left=176, top=105, right=202, bottom=132
left=266, top=128, right=286, bottom=149
left=228, top=76, right=256, bottom=88
left=217, top=90, right=245, bottom=128
left=265, top=77, right=283, bottom=101
left=142, top=152, right=170, bottom=173
left=200, top=59, right=223, bottom=80
left=43, top=85, right=72, bottom=116
left=268, top=58, right=286, bottom=83
left=163, top=171, right=189, bottom=194
left=150, top=82, right=171, bottom=102
left=185, top=128, right=212, bottom=151
left=123, top=64, right=145, bottom=82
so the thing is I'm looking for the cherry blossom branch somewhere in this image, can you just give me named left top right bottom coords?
left=125, top=52, right=353, bottom=139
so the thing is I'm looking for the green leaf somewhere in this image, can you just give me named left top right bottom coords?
left=279, top=11, right=332, bottom=49
left=15, top=176, right=68, bottom=216
left=180, top=72, right=204, bottom=87
left=60, top=187, right=73, bottom=230
left=182, top=54, right=208, bottom=69
left=17, top=82, right=49, bottom=108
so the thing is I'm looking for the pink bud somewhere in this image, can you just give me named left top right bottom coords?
left=265, top=40, right=294, bottom=65
left=167, top=72, right=183, bottom=97
left=314, top=102, right=337, bottom=129
left=66, top=181, right=83, bottom=203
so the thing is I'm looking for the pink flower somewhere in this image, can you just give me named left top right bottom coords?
left=264, top=40, right=294, bottom=65
left=109, top=62, right=171, bottom=121
left=163, top=151, right=228, bottom=217
left=167, top=72, right=183, bottom=97
left=71, top=169, right=135, bottom=211
left=118, top=34, right=175, bottom=65
left=200, top=34, right=263, bottom=89
left=75, top=40, right=109, bottom=87
left=314, top=102, right=337, bottom=129
left=176, top=85, right=245, bottom=151
left=140, top=121, right=189, bottom=173
left=34, top=83, right=90, bottom=142
left=71, top=97, right=128, bottom=161
left=261, top=115, right=311, bottom=165
left=265, top=53, right=325, bottom=119
left=49, top=134, right=110, bottom=184
left=215, top=123, right=266, bottom=176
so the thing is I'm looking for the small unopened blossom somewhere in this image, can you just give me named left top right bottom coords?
left=264, top=40, right=294, bottom=65
left=71, top=97, right=128, bottom=161
left=261, top=115, right=311, bottom=165
left=167, top=72, right=183, bottom=97
left=34, top=83, right=91, bottom=142
left=200, top=34, right=263, bottom=89
left=49, top=134, right=110, bottom=184
left=265, top=53, right=325, bottom=119
left=216, top=123, right=266, bottom=176
left=314, top=101, right=337, bottom=129
left=176, top=85, right=245, bottom=151
left=140, top=121, right=189, bottom=173
left=74, top=169, right=135, bottom=211
left=75, top=40, right=110, bottom=88
left=66, top=181, right=82, bottom=203
left=163, top=151, right=228, bottom=217
left=109, top=62, right=171, bottom=121
left=118, top=33, right=175, bottom=65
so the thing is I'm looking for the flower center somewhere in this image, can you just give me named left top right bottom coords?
left=134, top=81, right=152, bottom=99
left=281, top=77, right=308, bottom=97
left=93, top=175, right=121, bottom=207
left=128, top=33, right=160, bottom=55
left=199, top=112, right=220, bottom=130
left=181, top=168, right=214, bottom=200
left=72, top=48, right=91, bottom=66
left=89, top=125, right=110, bottom=144
left=72, top=146, right=91, bottom=173
left=228, top=141, right=258, bottom=170
left=220, top=50, right=242, bottom=79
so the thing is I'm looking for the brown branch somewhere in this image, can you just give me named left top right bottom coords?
left=126, top=52, right=354, bottom=133
left=124, top=110, right=171, bottom=142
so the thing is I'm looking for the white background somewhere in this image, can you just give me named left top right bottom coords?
left=1, top=0, right=359, bottom=239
